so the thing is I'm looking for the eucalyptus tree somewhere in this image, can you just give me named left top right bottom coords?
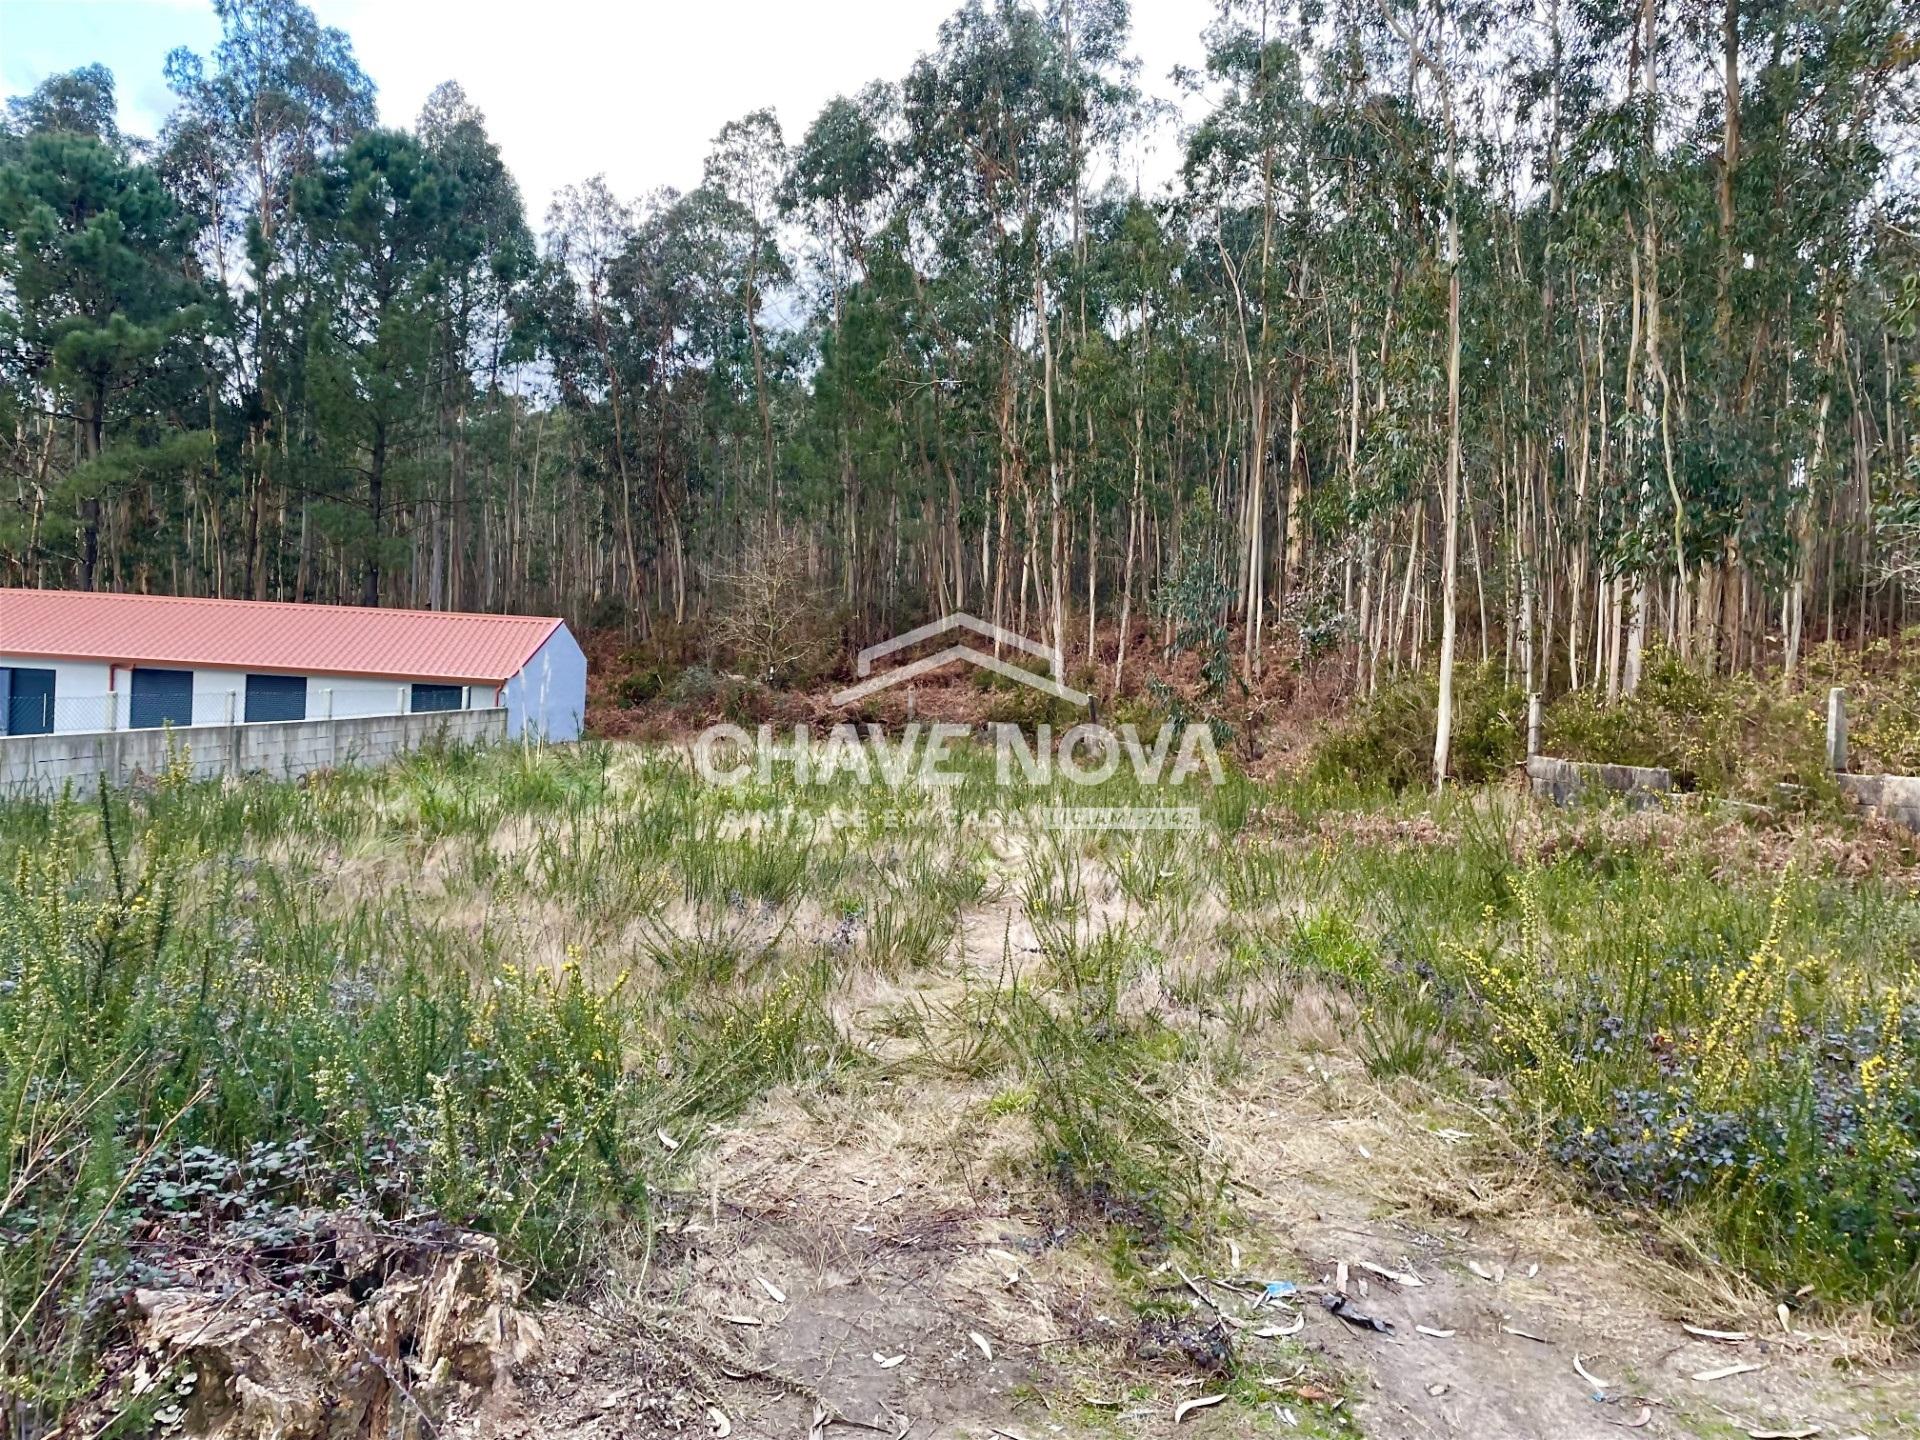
left=1182, top=1, right=1322, bottom=680
left=786, top=83, right=902, bottom=604
left=416, top=82, right=533, bottom=611
left=703, top=109, right=791, bottom=519
left=543, top=176, right=646, bottom=610
left=904, top=0, right=1078, bottom=661
left=3, top=65, right=123, bottom=152
left=160, top=0, right=374, bottom=598
left=1, top=0, right=1916, bottom=736
left=296, top=129, right=456, bottom=605
left=609, top=187, right=728, bottom=624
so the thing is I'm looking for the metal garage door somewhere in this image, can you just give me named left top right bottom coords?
left=244, top=673, right=307, bottom=723
left=3, top=667, right=55, bottom=735
left=129, top=668, right=194, bottom=729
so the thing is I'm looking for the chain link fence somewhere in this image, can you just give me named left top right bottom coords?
left=4, top=685, right=483, bottom=737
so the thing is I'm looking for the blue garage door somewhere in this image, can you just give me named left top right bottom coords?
left=244, top=673, right=307, bottom=723
left=410, top=683, right=463, bottom=714
left=129, top=668, right=194, bottom=729
left=4, top=667, right=55, bottom=736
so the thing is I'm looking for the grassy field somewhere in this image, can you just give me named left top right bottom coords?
left=3, top=736, right=1919, bottom=1437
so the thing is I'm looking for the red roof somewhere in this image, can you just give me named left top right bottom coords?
left=0, top=589, right=564, bottom=684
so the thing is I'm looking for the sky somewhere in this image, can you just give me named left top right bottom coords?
left=0, top=0, right=1217, bottom=223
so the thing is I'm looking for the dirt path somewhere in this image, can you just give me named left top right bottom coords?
left=470, top=1081, right=1914, bottom=1440
left=466, top=856, right=1918, bottom=1440
left=1208, top=1048, right=1910, bottom=1440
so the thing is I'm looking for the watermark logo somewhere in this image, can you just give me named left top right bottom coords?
left=692, top=614, right=1221, bottom=829
left=832, top=612, right=1089, bottom=707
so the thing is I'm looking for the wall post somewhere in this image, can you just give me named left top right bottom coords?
left=1827, top=686, right=1848, bottom=773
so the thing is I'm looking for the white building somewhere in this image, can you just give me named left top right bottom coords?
left=0, top=589, right=587, bottom=741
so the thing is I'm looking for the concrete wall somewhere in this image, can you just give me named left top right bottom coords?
left=1836, top=773, right=1920, bottom=831
left=0, top=707, right=507, bottom=798
left=1527, top=754, right=1673, bottom=808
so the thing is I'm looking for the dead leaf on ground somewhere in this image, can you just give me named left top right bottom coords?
left=1174, top=1394, right=1225, bottom=1423
left=1355, top=1260, right=1424, bottom=1288
left=1682, top=1323, right=1751, bottom=1342
left=1574, top=1355, right=1614, bottom=1391
left=1253, top=1313, right=1304, bottom=1338
left=1693, top=1361, right=1764, bottom=1382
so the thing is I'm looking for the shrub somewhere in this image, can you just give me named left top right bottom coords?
left=1546, top=648, right=1835, bottom=803
left=616, top=663, right=677, bottom=706
left=708, top=522, right=837, bottom=688
left=1809, top=635, right=1920, bottom=774
left=1310, top=661, right=1525, bottom=790
left=669, top=663, right=719, bottom=704
left=0, top=787, right=649, bottom=1408
left=985, top=681, right=1088, bottom=731
left=612, top=623, right=703, bottom=708
left=1287, top=911, right=1380, bottom=989
left=0, top=758, right=841, bottom=1426
left=1442, top=865, right=1920, bottom=1318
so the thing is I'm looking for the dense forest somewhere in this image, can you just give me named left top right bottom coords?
left=3, top=0, right=1917, bottom=754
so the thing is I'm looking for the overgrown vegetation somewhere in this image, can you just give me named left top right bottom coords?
left=1310, top=661, right=1525, bottom=790
left=7, top=725, right=1920, bottom=1428
left=1250, top=791, right=1920, bottom=1321
left=1311, top=647, right=1855, bottom=803
left=1547, top=649, right=1835, bottom=801
left=0, top=748, right=848, bottom=1425
left=1453, top=864, right=1920, bottom=1310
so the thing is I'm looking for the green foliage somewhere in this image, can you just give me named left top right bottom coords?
left=1807, top=635, right=1920, bottom=775
left=1311, top=662, right=1524, bottom=790
left=610, top=624, right=702, bottom=708
left=1358, top=982, right=1448, bottom=1082
left=1211, top=780, right=1920, bottom=1324
left=1156, top=522, right=1237, bottom=699
left=0, top=747, right=846, bottom=1424
left=1001, top=952, right=1216, bottom=1242
left=1439, top=865, right=1920, bottom=1318
left=1546, top=649, right=1835, bottom=803
left=1286, top=911, right=1380, bottom=989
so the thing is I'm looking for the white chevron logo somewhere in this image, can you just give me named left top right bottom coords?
left=832, top=613, right=1090, bottom=707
